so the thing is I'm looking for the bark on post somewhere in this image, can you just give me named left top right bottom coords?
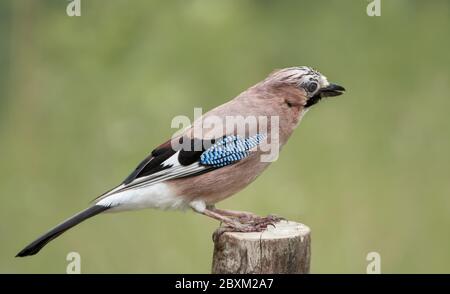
left=211, top=221, right=311, bottom=274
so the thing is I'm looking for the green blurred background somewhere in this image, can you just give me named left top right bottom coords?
left=1, top=0, right=449, bottom=273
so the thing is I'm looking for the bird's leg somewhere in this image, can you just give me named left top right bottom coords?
left=200, top=208, right=246, bottom=229
left=193, top=205, right=285, bottom=241
left=199, top=208, right=261, bottom=241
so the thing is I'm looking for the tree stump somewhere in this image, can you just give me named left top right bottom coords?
left=211, top=220, right=311, bottom=274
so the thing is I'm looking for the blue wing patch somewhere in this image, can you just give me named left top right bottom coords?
left=200, top=134, right=266, bottom=167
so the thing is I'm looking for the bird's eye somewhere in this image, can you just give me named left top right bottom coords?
left=307, top=82, right=318, bottom=93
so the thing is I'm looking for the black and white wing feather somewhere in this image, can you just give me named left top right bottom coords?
left=96, top=134, right=266, bottom=201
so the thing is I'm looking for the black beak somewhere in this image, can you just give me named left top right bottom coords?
left=319, top=83, right=346, bottom=97
left=305, top=83, right=345, bottom=107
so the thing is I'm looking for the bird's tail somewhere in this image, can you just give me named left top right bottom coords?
left=16, top=205, right=109, bottom=257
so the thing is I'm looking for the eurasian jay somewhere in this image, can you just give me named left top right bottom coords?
left=17, top=66, right=345, bottom=257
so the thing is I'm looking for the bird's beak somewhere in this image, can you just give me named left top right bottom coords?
left=319, top=83, right=346, bottom=97
left=305, top=82, right=345, bottom=107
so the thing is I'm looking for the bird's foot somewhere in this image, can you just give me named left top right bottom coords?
left=236, top=213, right=284, bottom=227
left=245, top=214, right=285, bottom=227
left=212, top=214, right=285, bottom=242
left=208, top=207, right=284, bottom=225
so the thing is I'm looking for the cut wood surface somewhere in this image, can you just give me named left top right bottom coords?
left=212, top=221, right=311, bottom=274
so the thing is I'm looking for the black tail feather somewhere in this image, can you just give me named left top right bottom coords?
left=16, top=205, right=109, bottom=257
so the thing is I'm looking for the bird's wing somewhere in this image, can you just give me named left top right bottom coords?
left=96, top=134, right=266, bottom=200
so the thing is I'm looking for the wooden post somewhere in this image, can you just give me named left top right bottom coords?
left=211, top=220, right=311, bottom=274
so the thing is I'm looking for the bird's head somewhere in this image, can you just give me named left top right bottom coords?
left=264, top=66, right=345, bottom=108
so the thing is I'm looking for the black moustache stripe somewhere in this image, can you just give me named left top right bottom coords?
left=305, top=94, right=322, bottom=107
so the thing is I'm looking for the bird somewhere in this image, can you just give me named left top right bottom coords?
left=16, top=66, right=345, bottom=257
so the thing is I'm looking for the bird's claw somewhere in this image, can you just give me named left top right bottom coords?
left=235, top=213, right=284, bottom=224
left=212, top=214, right=285, bottom=242
left=246, top=214, right=284, bottom=227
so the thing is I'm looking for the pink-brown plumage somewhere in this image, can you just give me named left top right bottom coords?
left=171, top=72, right=310, bottom=205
